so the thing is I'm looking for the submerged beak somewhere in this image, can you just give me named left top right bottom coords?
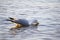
left=31, top=20, right=39, bottom=26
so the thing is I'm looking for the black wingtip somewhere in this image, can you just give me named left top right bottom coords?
left=9, top=17, right=14, bottom=20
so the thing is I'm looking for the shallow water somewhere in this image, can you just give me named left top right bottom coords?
left=0, top=0, right=60, bottom=40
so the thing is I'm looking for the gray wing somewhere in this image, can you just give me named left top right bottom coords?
left=14, top=19, right=29, bottom=26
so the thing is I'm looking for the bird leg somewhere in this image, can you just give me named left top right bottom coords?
left=10, top=23, right=23, bottom=30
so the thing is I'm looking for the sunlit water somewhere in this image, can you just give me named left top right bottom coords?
left=0, top=0, right=60, bottom=40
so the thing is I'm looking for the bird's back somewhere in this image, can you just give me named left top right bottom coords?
left=15, top=19, right=29, bottom=26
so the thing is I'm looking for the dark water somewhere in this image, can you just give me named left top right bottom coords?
left=0, top=0, right=60, bottom=40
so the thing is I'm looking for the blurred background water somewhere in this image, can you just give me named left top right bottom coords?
left=0, top=0, right=60, bottom=40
